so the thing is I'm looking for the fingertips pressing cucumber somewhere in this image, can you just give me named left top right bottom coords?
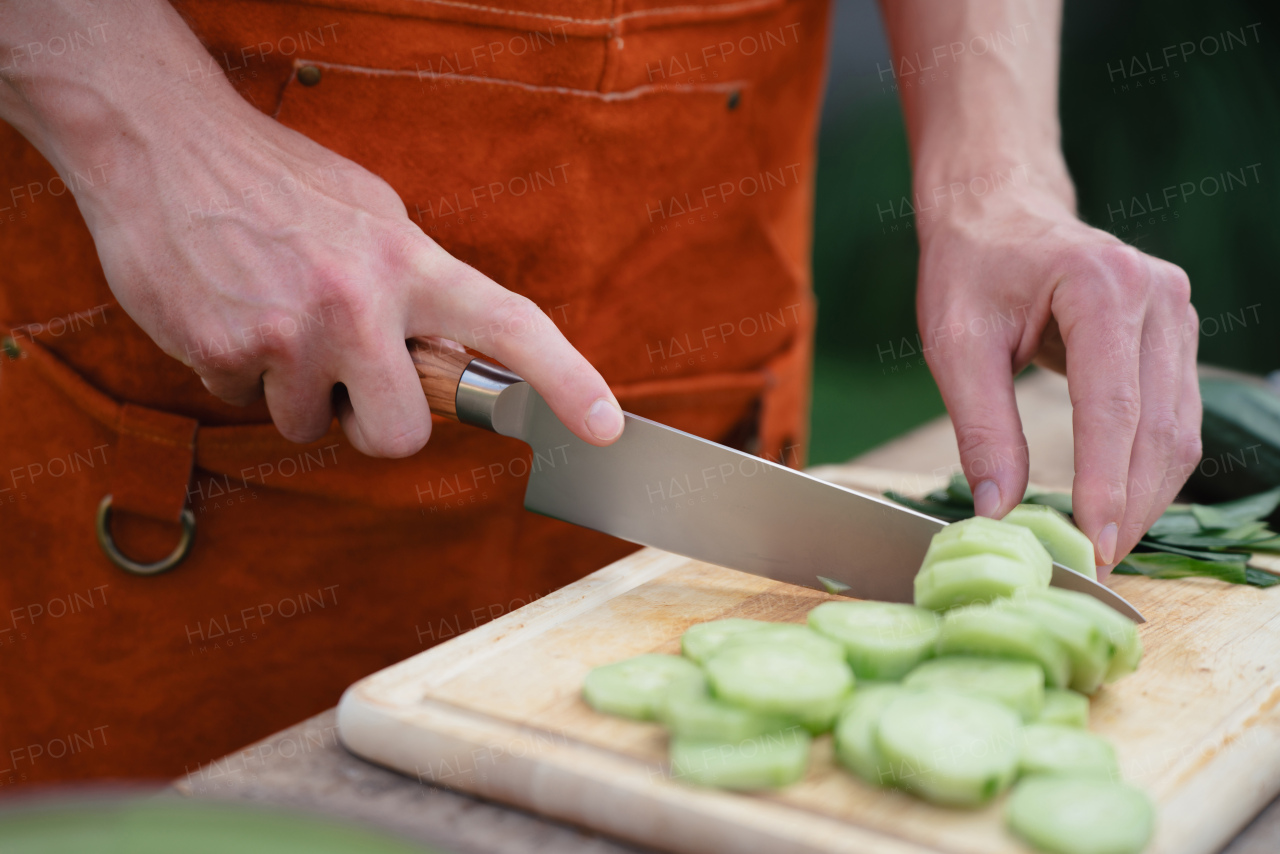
left=808, top=601, right=941, bottom=680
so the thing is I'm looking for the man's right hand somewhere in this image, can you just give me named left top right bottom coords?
left=1, top=0, right=624, bottom=457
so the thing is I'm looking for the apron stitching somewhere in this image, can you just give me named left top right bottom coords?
left=300, top=58, right=750, bottom=100
left=376, top=0, right=783, bottom=26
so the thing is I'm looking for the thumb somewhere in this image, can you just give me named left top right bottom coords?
left=927, top=329, right=1029, bottom=518
left=411, top=251, right=624, bottom=446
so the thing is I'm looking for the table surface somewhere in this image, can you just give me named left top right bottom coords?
left=176, top=370, right=1280, bottom=854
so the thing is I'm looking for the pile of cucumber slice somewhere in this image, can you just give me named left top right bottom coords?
left=582, top=506, right=1154, bottom=854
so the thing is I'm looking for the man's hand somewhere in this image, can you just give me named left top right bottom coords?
left=878, top=0, right=1202, bottom=573
left=0, top=0, right=624, bottom=458
left=918, top=184, right=1200, bottom=575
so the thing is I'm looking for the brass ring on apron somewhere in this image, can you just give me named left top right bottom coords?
left=95, top=494, right=196, bottom=576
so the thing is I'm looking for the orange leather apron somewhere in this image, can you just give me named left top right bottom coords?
left=0, top=0, right=828, bottom=784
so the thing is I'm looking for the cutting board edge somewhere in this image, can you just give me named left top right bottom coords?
left=336, top=685, right=945, bottom=854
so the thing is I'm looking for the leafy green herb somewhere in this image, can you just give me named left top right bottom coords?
left=884, top=474, right=1280, bottom=589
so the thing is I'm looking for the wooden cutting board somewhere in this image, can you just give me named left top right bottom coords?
left=338, top=468, right=1280, bottom=854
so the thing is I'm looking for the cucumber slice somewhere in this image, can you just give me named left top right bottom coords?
left=922, top=516, right=1053, bottom=584
left=936, top=604, right=1071, bottom=689
left=834, top=684, right=906, bottom=786
left=1006, top=596, right=1110, bottom=694
left=1038, top=689, right=1090, bottom=728
left=1007, top=777, right=1155, bottom=854
left=903, top=656, right=1045, bottom=722
left=713, top=622, right=846, bottom=663
left=875, top=689, right=1021, bottom=807
left=670, top=728, right=811, bottom=789
left=680, top=619, right=771, bottom=664
left=1004, top=503, right=1098, bottom=580
left=808, top=601, right=941, bottom=680
left=1031, top=588, right=1142, bottom=682
left=582, top=654, right=706, bottom=721
left=1018, top=724, right=1120, bottom=779
left=660, top=690, right=794, bottom=742
left=705, top=644, right=853, bottom=734
left=914, top=554, right=1047, bottom=612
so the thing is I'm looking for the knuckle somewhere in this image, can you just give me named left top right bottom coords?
left=952, top=422, right=1010, bottom=475
left=1178, top=429, right=1204, bottom=471
left=490, top=294, right=548, bottom=340
left=1146, top=411, right=1182, bottom=454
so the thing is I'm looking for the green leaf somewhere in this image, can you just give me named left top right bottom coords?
left=1246, top=568, right=1280, bottom=588
left=883, top=492, right=975, bottom=521
left=945, top=473, right=974, bottom=506
left=1024, top=491, right=1074, bottom=515
left=1190, top=486, right=1280, bottom=530
left=1136, top=540, right=1250, bottom=563
left=1247, top=536, right=1280, bottom=553
left=1115, top=553, right=1248, bottom=584
left=1150, top=530, right=1276, bottom=550
left=1146, top=511, right=1203, bottom=538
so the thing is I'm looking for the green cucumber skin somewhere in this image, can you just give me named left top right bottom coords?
left=1006, top=597, right=1109, bottom=695
left=582, top=655, right=706, bottom=721
left=1003, top=504, right=1098, bottom=581
left=669, top=728, right=812, bottom=789
left=1007, top=776, right=1155, bottom=854
left=1017, top=724, right=1120, bottom=780
left=904, top=656, right=1045, bottom=722
left=935, top=606, right=1071, bottom=689
left=1037, top=690, right=1090, bottom=728
left=808, top=601, right=941, bottom=680
left=1032, top=589, right=1142, bottom=682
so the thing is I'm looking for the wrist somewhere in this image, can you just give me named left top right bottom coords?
left=911, top=148, right=1077, bottom=244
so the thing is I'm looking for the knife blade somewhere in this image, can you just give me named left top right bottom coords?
left=412, top=344, right=1145, bottom=622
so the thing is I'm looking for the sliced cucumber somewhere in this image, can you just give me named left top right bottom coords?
left=834, top=684, right=906, bottom=786
left=1031, top=588, right=1142, bottom=682
left=922, top=516, right=1053, bottom=584
left=1038, top=689, right=1090, bottom=728
left=705, top=644, right=853, bottom=734
left=1007, top=777, right=1154, bottom=854
left=808, top=601, right=941, bottom=680
left=1004, top=503, right=1098, bottom=580
left=670, top=728, right=811, bottom=789
left=714, top=622, right=846, bottom=664
left=1006, top=596, right=1110, bottom=695
left=876, top=689, right=1021, bottom=807
left=936, top=604, right=1071, bottom=689
left=680, top=619, right=771, bottom=664
left=1018, top=724, right=1120, bottom=779
left=914, top=554, right=1047, bottom=612
left=660, top=690, right=794, bottom=742
left=903, top=656, right=1045, bottom=722
left=582, top=654, right=706, bottom=721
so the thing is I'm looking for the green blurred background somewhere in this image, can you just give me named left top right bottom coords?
left=808, top=0, right=1280, bottom=465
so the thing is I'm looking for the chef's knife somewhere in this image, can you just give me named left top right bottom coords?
left=412, top=343, right=1145, bottom=622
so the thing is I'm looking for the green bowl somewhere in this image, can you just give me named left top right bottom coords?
left=0, top=795, right=443, bottom=854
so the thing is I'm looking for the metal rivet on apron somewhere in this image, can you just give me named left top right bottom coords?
left=298, top=65, right=322, bottom=87
left=96, top=494, right=196, bottom=576
left=726, top=90, right=741, bottom=111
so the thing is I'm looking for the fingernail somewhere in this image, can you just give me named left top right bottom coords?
left=973, top=480, right=1001, bottom=518
left=1097, top=522, right=1119, bottom=566
left=585, top=398, right=624, bottom=442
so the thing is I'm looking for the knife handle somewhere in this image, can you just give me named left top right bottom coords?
left=408, top=338, right=525, bottom=432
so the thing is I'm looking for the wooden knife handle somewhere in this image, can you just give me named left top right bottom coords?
left=409, top=339, right=474, bottom=420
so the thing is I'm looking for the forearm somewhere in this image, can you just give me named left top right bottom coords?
left=0, top=0, right=251, bottom=225
left=878, top=0, right=1075, bottom=229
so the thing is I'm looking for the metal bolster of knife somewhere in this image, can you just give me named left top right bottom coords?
left=455, top=360, right=530, bottom=438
